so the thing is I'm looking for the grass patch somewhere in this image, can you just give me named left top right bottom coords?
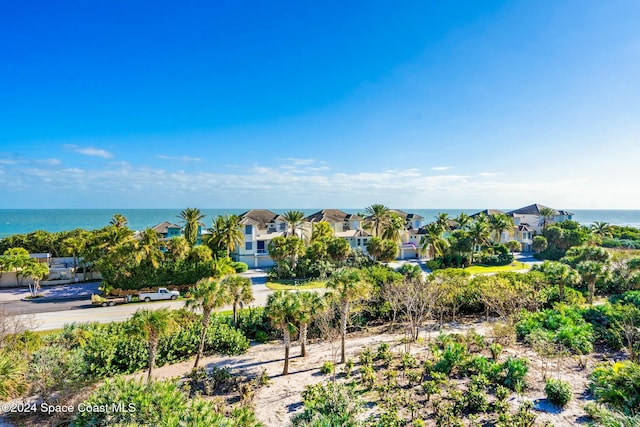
left=266, top=280, right=327, bottom=290
left=463, top=262, right=530, bottom=274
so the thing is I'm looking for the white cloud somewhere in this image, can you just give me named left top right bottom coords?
left=64, top=144, right=113, bottom=159
left=0, top=160, right=638, bottom=209
left=157, top=155, right=202, bottom=162
left=41, top=158, right=62, bottom=166
left=431, top=166, right=452, bottom=171
left=285, top=157, right=315, bottom=166
left=477, top=172, right=499, bottom=177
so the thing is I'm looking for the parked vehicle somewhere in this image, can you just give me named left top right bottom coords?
left=91, top=294, right=132, bottom=307
left=138, top=288, right=180, bottom=302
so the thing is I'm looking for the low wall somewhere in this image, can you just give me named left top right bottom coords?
left=0, top=270, right=102, bottom=288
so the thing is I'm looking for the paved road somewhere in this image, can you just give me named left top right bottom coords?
left=2, top=269, right=273, bottom=332
left=0, top=298, right=91, bottom=315
left=17, top=284, right=273, bottom=332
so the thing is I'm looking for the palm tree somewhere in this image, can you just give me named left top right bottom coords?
left=381, top=213, right=405, bottom=244
left=179, top=207, right=205, bottom=247
left=311, top=222, right=334, bottom=242
left=187, top=245, right=214, bottom=263
left=209, top=214, right=244, bottom=257
left=109, top=213, right=128, bottom=228
left=488, top=213, right=515, bottom=244
left=211, top=256, right=238, bottom=278
left=186, top=277, right=230, bottom=369
left=165, top=236, right=190, bottom=262
left=419, top=223, right=449, bottom=259
left=533, top=261, right=580, bottom=301
left=295, top=291, right=326, bottom=357
left=435, top=213, right=451, bottom=234
left=591, top=222, right=612, bottom=239
left=221, top=275, right=254, bottom=327
left=576, top=261, right=605, bottom=304
left=21, top=262, right=49, bottom=298
left=266, top=291, right=299, bottom=375
left=129, top=308, right=175, bottom=382
left=137, top=228, right=163, bottom=268
left=101, top=225, right=135, bottom=253
left=467, top=220, right=491, bottom=263
left=455, top=213, right=471, bottom=231
left=62, top=233, right=87, bottom=281
left=327, top=268, right=370, bottom=364
left=539, top=207, right=556, bottom=230
left=282, top=210, right=307, bottom=238
left=364, top=204, right=391, bottom=237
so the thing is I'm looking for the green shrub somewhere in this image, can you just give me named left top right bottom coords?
left=434, top=342, right=468, bottom=377
left=580, top=304, right=624, bottom=350
left=584, top=402, right=640, bottom=426
left=590, top=361, right=640, bottom=415
left=254, top=330, right=269, bottom=343
left=488, top=357, right=529, bottom=393
left=466, top=386, right=489, bottom=412
left=230, top=261, right=249, bottom=273
left=359, top=347, right=374, bottom=367
left=539, top=285, right=586, bottom=308
left=293, top=382, right=362, bottom=426
left=82, top=313, right=249, bottom=378
left=489, top=343, right=502, bottom=361
left=462, top=355, right=491, bottom=377
left=375, top=343, right=392, bottom=365
left=232, top=307, right=275, bottom=341
left=342, top=358, right=354, bottom=378
left=545, top=378, right=572, bottom=408
left=501, top=357, right=529, bottom=393
left=516, top=305, right=594, bottom=355
left=611, top=290, right=640, bottom=308
left=28, top=345, right=88, bottom=400
left=72, top=377, right=241, bottom=426
left=0, top=350, right=27, bottom=400
left=320, top=361, right=334, bottom=375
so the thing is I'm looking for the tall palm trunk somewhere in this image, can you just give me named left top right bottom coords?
left=72, top=254, right=77, bottom=281
left=340, top=302, right=349, bottom=364
left=283, top=329, right=291, bottom=375
left=588, top=279, right=595, bottom=305
left=194, top=309, right=212, bottom=368
left=559, top=283, right=565, bottom=302
left=147, top=336, right=158, bottom=383
left=300, top=322, right=308, bottom=357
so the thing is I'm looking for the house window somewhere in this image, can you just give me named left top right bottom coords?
left=257, top=241, right=265, bottom=253
left=245, top=225, right=252, bottom=234
left=357, top=239, right=361, bottom=246
left=245, top=242, right=253, bottom=251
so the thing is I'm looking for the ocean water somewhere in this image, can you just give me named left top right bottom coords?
left=0, top=208, right=639, bottom=238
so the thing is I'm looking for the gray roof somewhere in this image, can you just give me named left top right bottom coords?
left=389, top=209, right=424, bottom=220
left=470, top=209, right=504, bottom=218
left=151, top=221, right=182, bottom=234
left=508, top=204, right=573, bottom=216
left=238, top=209, right=281, bottom=229
left=304, top=209, right=359, bottom=223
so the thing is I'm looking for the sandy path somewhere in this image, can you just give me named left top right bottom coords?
left=129, top=321, right=593, bottom=427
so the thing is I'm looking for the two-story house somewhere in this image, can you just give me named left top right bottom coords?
left=304, top=209, right=371, bottom=253
left=468, top=203, right=573, bottom=252
left=236, top=209, right=287, bottom=268
left=151, top=221, right=183, bottom=240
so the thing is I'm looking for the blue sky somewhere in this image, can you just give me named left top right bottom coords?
left=1, top=1, right=639, bottom=209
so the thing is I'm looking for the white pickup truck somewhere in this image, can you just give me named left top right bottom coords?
left=139, top=288, right=180, bottom=302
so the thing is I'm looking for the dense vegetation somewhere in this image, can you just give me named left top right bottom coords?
left=2, top=207, right=640, bottom=426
